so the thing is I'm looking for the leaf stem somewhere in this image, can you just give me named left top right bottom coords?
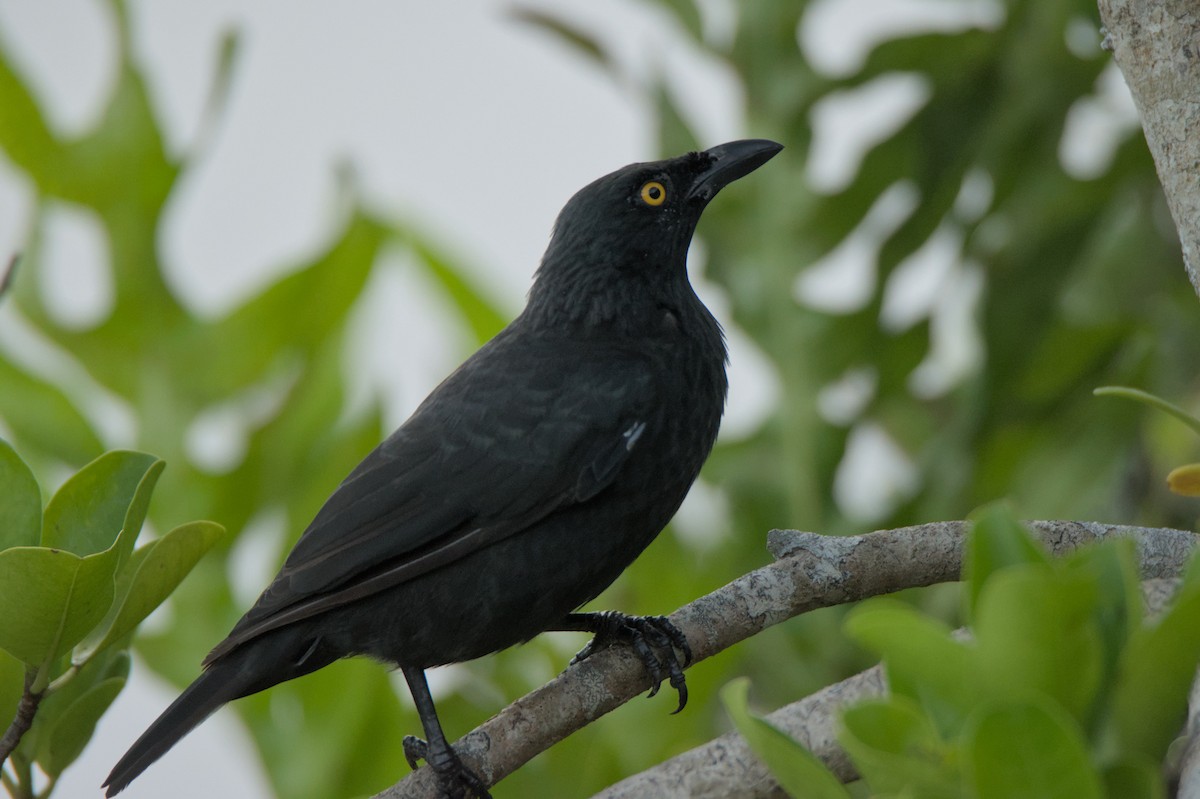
left=1094, top=386, right=1200, bottom=436
left=44, top=665, right=78, bottom=695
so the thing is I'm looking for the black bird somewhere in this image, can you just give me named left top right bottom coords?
left=104, top=139, right=782, bottom=798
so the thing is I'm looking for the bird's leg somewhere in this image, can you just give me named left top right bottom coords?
left=400, top=666, right=491, bottom=799
left=553, top=611, right=692, bottom=713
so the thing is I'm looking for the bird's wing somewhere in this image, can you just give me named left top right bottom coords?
left=205, top=334, right=656, bottom=664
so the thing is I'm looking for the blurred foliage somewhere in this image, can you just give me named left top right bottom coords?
left=0, top=0, right=1198, bottom=796
left=0, top=442, right=220, bottom=798
left=735, top=505, right=1191, bottom=798
left=723, top=677, right=849, bottom=799
left=1095, top=386, right=1200, bottom=496
left=0, top=2, right=503, bottom=796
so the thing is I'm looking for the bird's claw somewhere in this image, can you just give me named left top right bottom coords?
left=402, top=734, right=491, bottom=799
left=571, top=612, right=692, bottom=713
left=402, top=735, right=428, bottom=770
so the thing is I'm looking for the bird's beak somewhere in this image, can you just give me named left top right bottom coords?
left=687, top=139, right=784, bottom=204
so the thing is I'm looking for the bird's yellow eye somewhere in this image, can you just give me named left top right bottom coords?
left=639, top=181, right=666, bottom=207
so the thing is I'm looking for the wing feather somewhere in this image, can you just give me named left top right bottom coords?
left=206, top=332, right=656, bottom=664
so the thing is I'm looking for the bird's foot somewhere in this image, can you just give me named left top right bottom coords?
left=403, top=735, right=492, bottom=799
left=569, top=611, right=692, bottom=713
left=402, top=734, right=428, bottom=770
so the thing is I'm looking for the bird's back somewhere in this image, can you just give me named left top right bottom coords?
left=208, top=298, right=726, bottom=668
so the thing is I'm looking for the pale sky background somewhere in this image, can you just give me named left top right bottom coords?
left=0, top=3, right=749, bottom=797
left=0, top=0, right=1136, bottom=796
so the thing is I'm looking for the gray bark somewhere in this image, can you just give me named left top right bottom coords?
left=1098, top=0, right=1200, bottom=298
left=375, top=521, right=1196, bottom=798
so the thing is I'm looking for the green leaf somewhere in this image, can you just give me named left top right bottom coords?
left=405, top=233, right=507, bottom=345
left=1111, top=571, right=1200, bottom=760
left=721, top=678, right=850, bottom=799
left=112, top=459, right=166, bottom=571
left=1183, top=547, right=1200, bottom=586
left=0, top=647, right=24, bottom=727
left=37, top=675, right=125, bottom=776
left=1016, top=324, right=1126, bottom=404
left=0, top=357, right=104, bottom=466
left=963, top=502, right=1048, bottom=617
left=80, top=520, right=223, bottom=659
left=237, top=658, right=408, bottom=799
left=197, top=29, right=241, bottom=148
left=0, top=437, right=40, bottom=549
left=0, top=545, right=119, bottom=665
left=652, top=0, right=704, bottom=40
left=1101, top=757, right=1165, bottom=799
left=844, top=600, right=977, bottom=737
left=974, top=565, right=1102, bottom=719
left=839, top=697, right=958, bottom=798
left=1093, top=386, right=1200, bottom=436
left=508, top=8, right=611, bottom=69
left=42, top=450, right=161, bottom=557
left=22, top=647, right=130, bottom=761
left=654, top=80, right=701, bottom=160
left=187, top=209, right=386, bottom=401
left=963, top=700, right=1102, bottom=799
left=0, top=39, right=63, bottom=184
left=54, top=62, right=177, bottom=212
left=1062, top=538, right=1141, bottom=722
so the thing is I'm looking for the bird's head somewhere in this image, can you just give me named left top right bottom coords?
left=527, top=139, right=782, bottom=330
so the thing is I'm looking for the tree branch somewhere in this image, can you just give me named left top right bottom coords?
left=597, top=577, right=1185, bottom=798
left=595, top=665, right=882, bottom=799
left=375, top=521, right=1196, bottom=798
left=0, top=670, right=41, bottom=771
left=1097, top=3, right=1200, bottom=788
left=1097, top=0, right=1200, bottom=299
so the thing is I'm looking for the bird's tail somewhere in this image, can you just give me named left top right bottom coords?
left=103, top=660, right=245, bottom=797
